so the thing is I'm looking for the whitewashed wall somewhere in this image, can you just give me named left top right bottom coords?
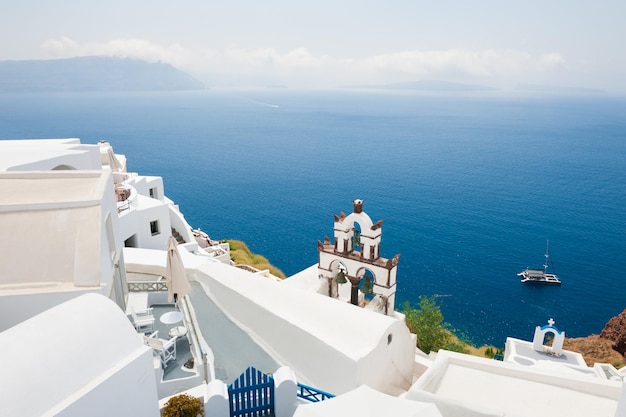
left=0, top=294, right=160, bottom=417
left=131, top=175, right=164, bottom=201
left=0, top=170, right=124, bottom=317
left=98, top=169, right=124, bottom=295
left=118, top=194, right=171, bottom=250
left=0, top=287, right=106, bottom=332
left=191, top=262, right=415, bottom=395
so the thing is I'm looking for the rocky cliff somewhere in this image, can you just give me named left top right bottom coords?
left=563, top=308, right=626, bottom=367
left=600, top=308, right=626, bottom=357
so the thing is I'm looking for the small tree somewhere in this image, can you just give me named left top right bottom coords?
left=162, top=394, right=205, bottom=417
left=485, top=347, right=494, bottom=358
left=403, top=296, right=468, bottom=354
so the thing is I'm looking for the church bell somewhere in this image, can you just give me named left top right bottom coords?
left=360, top=276, right=373, bottom=294
left=335, top=270, right=347, bottom=284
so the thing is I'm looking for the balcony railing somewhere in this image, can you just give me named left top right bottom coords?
left=116, top=183, right=137, bottom=215
left=117, top=199, right=132, bottom=213
left=128, top=281, right=168, bottom=292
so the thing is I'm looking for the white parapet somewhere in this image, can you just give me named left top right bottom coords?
left=274, top=366, right=298, bottom=417
left=205, top=379, right=230, bottom=417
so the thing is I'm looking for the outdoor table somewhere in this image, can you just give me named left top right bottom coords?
left=160, top=310, right=184, bottom=325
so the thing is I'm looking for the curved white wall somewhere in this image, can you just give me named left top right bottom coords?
left=0, top=293, right=159, bottom=417
left=190, top=261, right=415, bottom=395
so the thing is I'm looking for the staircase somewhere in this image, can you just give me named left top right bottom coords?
left=171, top=228, right=185, bottom=244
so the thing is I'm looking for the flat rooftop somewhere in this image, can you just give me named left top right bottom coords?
left=0, top=171, right=110, bottom=210
left=409, top=351, right=620, bottom=417
left=0, top=139, right=97, bottom=171
left=505, top=337, right=588, bottom=368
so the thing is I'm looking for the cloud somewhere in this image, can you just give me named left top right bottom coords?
left=40, top=36, right=80, bottom=55
left=41, top=36, right=193, bottom=69
left=218, top=47, right=323, bottom=72
left=40, top=37, right=566, bottom=87
left=359, top=49, right=491, bottom=77
left=536, top=52, right=566, bottom=71
left=40, top=37, right=324, bottom=74
left=359, top=49, right=566, bottom=79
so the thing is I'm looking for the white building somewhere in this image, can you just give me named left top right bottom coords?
left=1, top=138, right=624, bottom=417
left=0, top=153, right=127, bottom=328
left=0, top=138, right=221, bottom=415
left=0, top=138, right=418, bottom=414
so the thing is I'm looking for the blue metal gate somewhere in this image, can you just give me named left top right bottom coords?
left=228, top=367, right=274, bottom=417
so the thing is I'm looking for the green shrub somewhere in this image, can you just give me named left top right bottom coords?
left=224, top=239, right=286, bottom=278
left=402, top=296, right=468, bottom=354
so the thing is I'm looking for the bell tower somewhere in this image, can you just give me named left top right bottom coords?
left=317, top=199, right=400, bottom=315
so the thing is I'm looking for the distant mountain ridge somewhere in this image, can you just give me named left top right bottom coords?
left=0, top=56, right=205, bottom=92
left=516, top=84, right=606, bottom=94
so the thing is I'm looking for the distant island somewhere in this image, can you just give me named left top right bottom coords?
left=515, top=84, right=607, bottom=94
left=0, top=56, right=205, bottom=92
left=343, top=80, right=498, bottom=92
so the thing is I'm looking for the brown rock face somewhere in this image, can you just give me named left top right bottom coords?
left=600, top=308, right=626, bottom=356
left=563, top=335, right=624, bottom=367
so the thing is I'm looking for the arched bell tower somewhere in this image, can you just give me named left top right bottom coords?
left=317, top=199, right=400, bottom=315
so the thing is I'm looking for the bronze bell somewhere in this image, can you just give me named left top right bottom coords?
left=360, top=276, right=373, bottom=294
left=335, top=270, right=347, bottom=284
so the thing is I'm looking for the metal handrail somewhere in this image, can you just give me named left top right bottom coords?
left=296, top=382, right=335, bottom=402
left=117, top=199, right=131, bottom=213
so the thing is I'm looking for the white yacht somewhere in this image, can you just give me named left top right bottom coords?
left=518, top=240, right=562, bottom=285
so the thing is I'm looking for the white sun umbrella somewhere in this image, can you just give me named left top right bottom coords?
left=106, top=147, right=124, bottom=173
left=166, top=236, right=190, bottom=303
left=293, top=385, right=442, bottom=417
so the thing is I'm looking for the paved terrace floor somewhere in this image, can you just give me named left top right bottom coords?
left=151, top=305, right=197, bottom=381
left=188, top=280, right=280, bottom=384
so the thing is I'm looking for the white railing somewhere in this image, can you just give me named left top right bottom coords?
left=128, top=281, right=167, bottom=292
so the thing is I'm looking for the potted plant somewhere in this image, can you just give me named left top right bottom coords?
left=162, top=394, right=205, bottom=417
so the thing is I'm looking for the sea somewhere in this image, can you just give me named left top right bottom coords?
left=1, top=89, right=625, bottom=347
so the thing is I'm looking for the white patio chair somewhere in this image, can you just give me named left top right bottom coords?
left=143, top=332, right=177, bottom=368
left=130, top=307, right=155, bottom=333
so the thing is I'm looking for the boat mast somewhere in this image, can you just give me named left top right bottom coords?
left=543, top=239, right=550, bottom=273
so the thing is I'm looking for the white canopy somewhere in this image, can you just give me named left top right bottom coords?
left=106, top=147, right=124, bottom=172
left=166, top=236, right=190, bottom=302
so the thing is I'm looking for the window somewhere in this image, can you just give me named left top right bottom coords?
left=150, top=220, right=160, bottom=236
left=387, top=334, right=393, bottom=345
left=149, top=187, right=158, bottom=199
left=125, top=234, right=137, bottom=247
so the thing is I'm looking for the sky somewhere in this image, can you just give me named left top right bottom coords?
left=2, top=1, right=625, bottom=91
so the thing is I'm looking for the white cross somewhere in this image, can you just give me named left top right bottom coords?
left=548, top=318, right=555, bottom=326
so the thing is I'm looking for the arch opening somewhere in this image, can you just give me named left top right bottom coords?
left=51, top=164, right=77, bottom=170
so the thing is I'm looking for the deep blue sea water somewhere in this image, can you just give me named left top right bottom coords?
left=1, top=89, right=625, bottom=346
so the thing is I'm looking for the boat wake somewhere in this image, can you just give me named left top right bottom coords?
left=248, top=98, right=279, bottom=108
